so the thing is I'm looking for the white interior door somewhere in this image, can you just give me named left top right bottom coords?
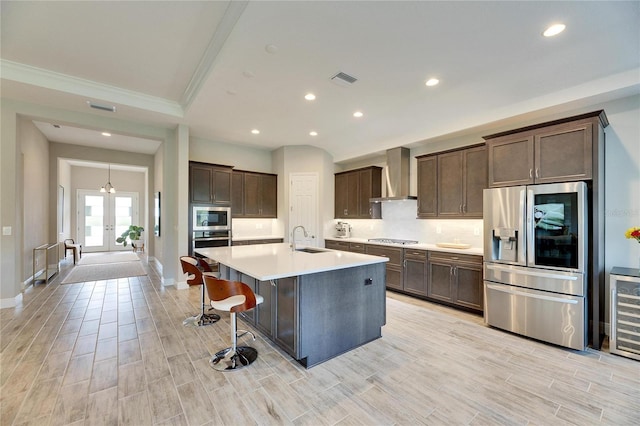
left=78, top=190, right=139, bottom=253
left=289, top=173, right=318, bottom=247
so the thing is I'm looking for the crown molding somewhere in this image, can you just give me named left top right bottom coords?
left=1, top=59, right=184, bottom=117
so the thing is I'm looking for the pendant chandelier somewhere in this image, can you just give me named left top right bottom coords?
left=100, top=164, right=116, bottom=193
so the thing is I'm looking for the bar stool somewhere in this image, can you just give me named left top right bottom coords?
left=203, top=276, right=263, bottom=371
left=180, top=256, right=220, bottom=327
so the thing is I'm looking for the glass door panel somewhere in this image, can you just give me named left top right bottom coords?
left=78, top=190, right=139, bottom=253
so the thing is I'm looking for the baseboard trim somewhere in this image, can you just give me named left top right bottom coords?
left=0, top=292, right=23, bottom=309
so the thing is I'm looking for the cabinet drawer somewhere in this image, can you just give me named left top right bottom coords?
left=325, top=240, right=350, bottom=251
left=404, top=248, right=427, bottom=260
left=428, top=251, right=482, bottom=265
left=349, top=242, right=366, bottom=253
left=366, top=245, right=403, bottom=266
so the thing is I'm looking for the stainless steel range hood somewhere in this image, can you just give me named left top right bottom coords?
left=370, top=147, right=417, bottom=202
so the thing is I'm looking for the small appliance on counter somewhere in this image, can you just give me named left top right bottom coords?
left=335, top=221, right=351, bottom=238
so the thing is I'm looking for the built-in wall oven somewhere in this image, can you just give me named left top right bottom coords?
left=483, top=182, right=588, bottom=350
left=190, top=206, right=231, bottom=257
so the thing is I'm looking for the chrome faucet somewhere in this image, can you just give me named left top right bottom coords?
left=291, top=225, right=308, bottom=251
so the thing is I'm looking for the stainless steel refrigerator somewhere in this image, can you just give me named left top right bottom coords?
left=483, top=182, right=588, bottom=350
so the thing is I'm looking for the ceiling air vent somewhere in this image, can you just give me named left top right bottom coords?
left=331, top=71, right=358, bottom=86
left=87, top=101, right=116, bottom=113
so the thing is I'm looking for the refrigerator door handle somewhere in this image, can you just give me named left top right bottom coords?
left=485, top=283, right=578, bottom=304
left=485, top=264, right=578, bottom=281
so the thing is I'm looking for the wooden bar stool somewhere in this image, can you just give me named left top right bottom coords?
left=203, top=276, right=263, bottom=371
left=180, top=256, right=220, bottom=327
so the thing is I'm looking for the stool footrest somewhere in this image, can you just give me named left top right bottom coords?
left=182, top=313, right=220, bottom=327
left=210, top=346, right=258, bottom=371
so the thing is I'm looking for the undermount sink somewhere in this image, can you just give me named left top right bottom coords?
left=295, top=247, right=327, bottom=254
left=436, top=242, right=472, bottom=249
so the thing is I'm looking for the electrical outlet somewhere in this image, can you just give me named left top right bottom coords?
left=436, top=226, right=442, bottom=234
left=473, top=227, right=480, bottom=236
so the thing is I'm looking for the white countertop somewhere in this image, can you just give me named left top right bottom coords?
left=196, top=242, right=388, bottom=281
left=325, top=237, right=484, bottom=256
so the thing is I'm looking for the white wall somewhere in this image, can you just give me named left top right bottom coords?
left=19, top=116, right=50, bottom=283
left=190, top=136, right=273, bottom=172
left=603, top=95, right=640, bottom=279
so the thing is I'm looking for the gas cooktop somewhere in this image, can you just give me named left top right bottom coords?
left=368, top=238, right=419, bottom=245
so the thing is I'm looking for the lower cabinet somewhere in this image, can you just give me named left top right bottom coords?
left=324, top=240, right=483, bottom=312
left=253, top=277, right=297, bottom=357
left=365, top=244, right=403, bottom=291
left=427, top=252, right=483, bottom=312
left=403, top=249, right=427, bottom=296
left=325, top=240, right=350, bottom=251
left=233, top=238, right=283, bottom=246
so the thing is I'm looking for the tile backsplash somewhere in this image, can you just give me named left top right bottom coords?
left=329, top=199, right=484, bottom=248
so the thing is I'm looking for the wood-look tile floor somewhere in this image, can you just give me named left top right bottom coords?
left=1, top=254, right=639, bottom=425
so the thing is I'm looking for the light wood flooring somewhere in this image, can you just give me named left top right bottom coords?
left=1, top=253, right=639, bottom=425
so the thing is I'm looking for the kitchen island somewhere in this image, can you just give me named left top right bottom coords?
left=195, top=242, right=388, bottom=368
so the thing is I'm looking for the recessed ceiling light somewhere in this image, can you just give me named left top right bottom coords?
left=309, top=131, right=318, bottom=136
left=304, top=93, right=316, bottom=101
left=543, top=23, right=566, bottom=37
left=251, top=129, right=260, bottom=135
left=265, top=44, right=278, bottom=54
left=425, top=78, right=439, bottom=87
left=353, top=111, right=364, bottom=118
left=101, top=132, right=111, bottom=137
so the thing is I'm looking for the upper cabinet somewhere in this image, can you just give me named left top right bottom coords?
left=335, top=166, right=382, bottom=219
left=189, top=162, right=232, bottom=205
left=417, top=144, right=487, bottom=219
left=485, top=111, right=608, bottom=187
left=232, top=170, right=277, bottom=218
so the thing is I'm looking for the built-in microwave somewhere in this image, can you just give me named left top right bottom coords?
left=192, top=205, right=231, bottom=231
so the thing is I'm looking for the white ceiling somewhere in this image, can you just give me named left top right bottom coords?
left=2, top=1, right=639, bottom=162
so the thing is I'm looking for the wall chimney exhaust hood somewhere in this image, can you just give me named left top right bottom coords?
left=370, top=147, right=417, bottom=203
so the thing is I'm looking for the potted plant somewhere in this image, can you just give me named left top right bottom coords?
left=116, top=225, right=144, bottom=250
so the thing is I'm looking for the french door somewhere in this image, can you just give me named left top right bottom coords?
left=78, top=190, right=139, bottom=253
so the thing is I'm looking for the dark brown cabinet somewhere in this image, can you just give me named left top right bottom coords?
left=231, top=171, right=244, bottom=216
left=232, top=238, right=283, bottom=246
left=366, top=244, right=403, bottom=291
left=232, top=171, right=277, bottom=218
left=335, top=166, right=382, bottom=219
left=417, top=145, right=486, bottom=219
left=403, top=249, right=427, bottom=296
left=189, top=162, right=232, bottom=205
left=486, top=117, right=596, bottom=187
left=325, top=240, right=350, bottom=251
left=427, top=252, right=483, bottom=312
left=417, top=156, right=437, bottom=218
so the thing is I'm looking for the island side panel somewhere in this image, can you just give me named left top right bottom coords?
left=298, top=263, right=386, bottom=368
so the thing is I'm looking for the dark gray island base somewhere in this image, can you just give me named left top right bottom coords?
left=219, top=263, right=386, bottom=368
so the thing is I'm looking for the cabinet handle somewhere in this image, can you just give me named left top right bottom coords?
left=270, top=280, right=276, bottom=287
left=344, top=209, right=348, bottom=216
left=529, top=169, right=533, bottom=179
left=459, top=204, right=463, bottom=213
left=463, top=204, right=466, bottom=214
left=403, top=260, right=407, bottom=267
left=535, top=168, right=539, bottom=178
left=450, top=266, right=454, bottom=276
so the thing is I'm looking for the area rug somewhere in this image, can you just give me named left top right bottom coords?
left=62, top=261, right=146, bottom=284
left=77, top=252, right=139, bottom=265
